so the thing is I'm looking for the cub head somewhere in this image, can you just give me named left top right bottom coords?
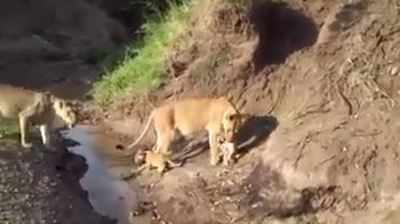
left=52, top=98, right=78, bottom=129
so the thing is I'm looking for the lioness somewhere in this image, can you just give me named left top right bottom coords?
left=121, top=150, right=182, bottom=180
left=0, top=84, right=77, bottom=148
left=127, top=96, right=246, bottom=165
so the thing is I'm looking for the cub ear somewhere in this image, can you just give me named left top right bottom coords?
left=239, top=113, right=251, bottom=123
left=227, top=93, right=234, bottom=102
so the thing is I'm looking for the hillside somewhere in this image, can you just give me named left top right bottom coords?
left=93, top=0, right=400, bottom=223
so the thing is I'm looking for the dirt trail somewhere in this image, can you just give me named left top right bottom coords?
left=94, top=0, right=400, bottom=223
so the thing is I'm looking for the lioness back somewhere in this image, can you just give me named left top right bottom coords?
left=159, top=97, right=233, bottom=135
left=0, top=84, right=40, bottom=118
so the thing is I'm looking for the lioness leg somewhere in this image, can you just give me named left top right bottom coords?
left=18, top=109, right=35, bottom=148
left=208, top=130, right=220, bottom=166
left=153, top=118, right=174, bottom=156
left=40, top=125, right=51, bottom=147
left=155, top=129, right=175, bottom=156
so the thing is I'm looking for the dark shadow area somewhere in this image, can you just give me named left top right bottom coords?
left=98, top=0, right=173, bottom=36
left=173, top=137, right=209, bottom=162
left=62, top=137, right=81, bottom=147
left=55, top=150, right=88, bottom=180
left=236, top=115, right=278, bottom=156
left=249, top=1, right=318, bottom=72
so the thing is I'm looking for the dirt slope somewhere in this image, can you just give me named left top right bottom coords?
left=95, top=0, right=400, bottom=223
left=0, top=0, right=128, bottom=99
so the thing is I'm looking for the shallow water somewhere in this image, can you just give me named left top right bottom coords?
left=66, top=125, right=136, bottom=224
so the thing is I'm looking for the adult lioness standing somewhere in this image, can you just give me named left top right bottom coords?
left=0, top=84, right=77, bottom=148
left=127, top=96, right=246, bottom=165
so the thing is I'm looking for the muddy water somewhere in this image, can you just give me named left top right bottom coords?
left=66, top=125, right=137, bottom=224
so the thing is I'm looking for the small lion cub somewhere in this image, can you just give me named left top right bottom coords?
left=217, top=135, right=236, bottom=166
left=121, top=149, right=183, bottom=180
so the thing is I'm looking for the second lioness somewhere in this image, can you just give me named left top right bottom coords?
left=127, top=96, right=246, bottom=165
left=0, top=84, right=77, bottom=148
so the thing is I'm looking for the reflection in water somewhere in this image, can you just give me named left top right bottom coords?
left=66, top=125, right=136, bottom=224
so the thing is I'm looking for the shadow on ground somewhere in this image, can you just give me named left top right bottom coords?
left=249, top=1, right=318, bottom=71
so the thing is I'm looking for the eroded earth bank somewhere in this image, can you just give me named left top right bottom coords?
left=93, top=0, right=400, bottom=223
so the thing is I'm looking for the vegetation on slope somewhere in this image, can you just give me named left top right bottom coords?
left=0, top=119, right=18, bottom=137
left=93, top=0, right=193, bottom=105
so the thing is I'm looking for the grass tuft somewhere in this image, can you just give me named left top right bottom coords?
left=93, top=0, right=193, bottom=105
left=0, top=119, right=18, bottom=137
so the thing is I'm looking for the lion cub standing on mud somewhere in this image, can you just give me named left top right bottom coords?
left=121, top=149, right=183, bottom=180
left=0, top=84, right=77, bottom=148
left=127, top=96, right=246, bottom=165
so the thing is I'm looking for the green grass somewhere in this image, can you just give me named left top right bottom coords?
left=93, top=0, right=193, bottom=105
left=0, top=119, right=18, bottom=137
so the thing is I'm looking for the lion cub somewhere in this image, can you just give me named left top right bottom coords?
left=127, top=96, right=246, bottom=166
left=0, top=84, right=77, bottom=148
left=121, top=149, right=182, bottom=180
left=217, top=135, right=236, bottom=166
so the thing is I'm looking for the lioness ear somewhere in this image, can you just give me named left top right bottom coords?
left=226, top=93, right=234, bottom=103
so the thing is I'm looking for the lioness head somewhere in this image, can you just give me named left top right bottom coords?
left=220, top=94, right=252, bottom=143
left=52, top=98, right=77, bottom=128
left=222, top=109, right=242, bottom=142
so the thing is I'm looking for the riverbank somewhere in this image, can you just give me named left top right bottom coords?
left=0, top=133, right=116, bottom=224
